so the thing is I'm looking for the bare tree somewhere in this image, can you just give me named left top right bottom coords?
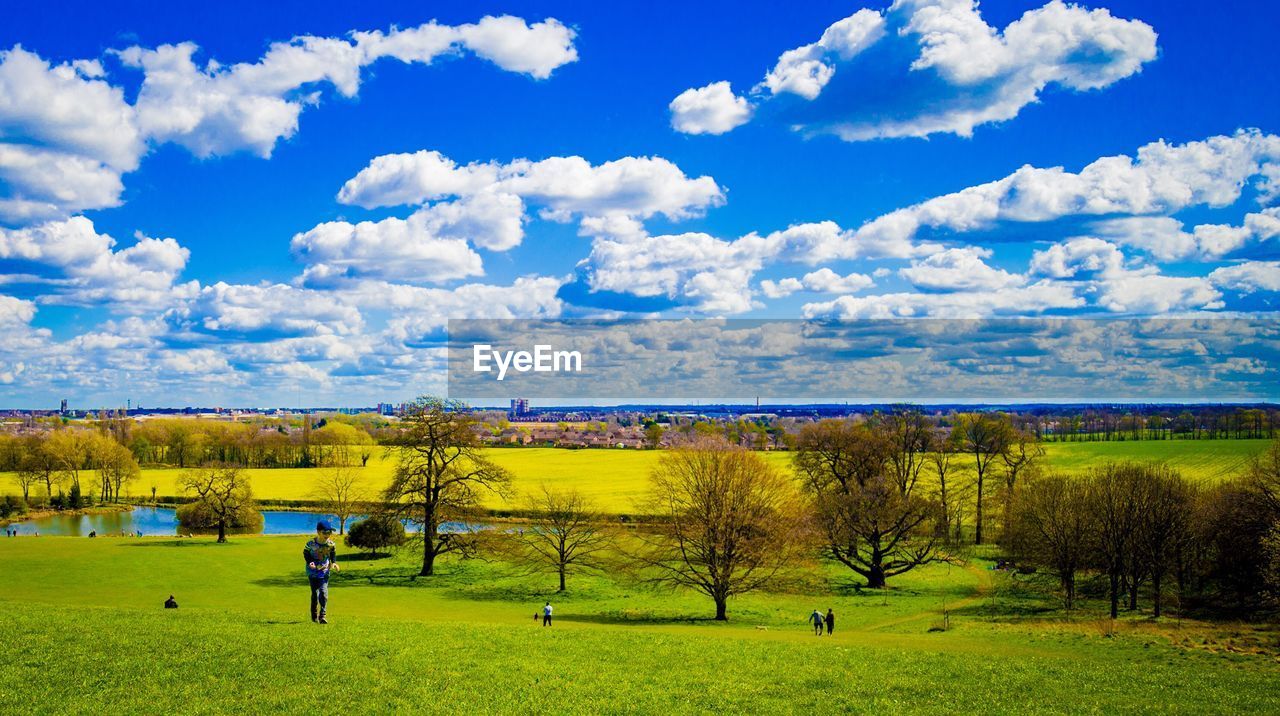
left=999, top=428, right=1044, bottom=539
left=180, top=465, right=257, bottom=543
left=883, top=409, right=933, bottom=495
left=929, top=430, right=956, bottom=539
left=97, top=439, right=140, bottom=503
left=312, top=465, right=366, bottom=535
left=953, top=413, right=1012, bottom=544
left=1090, top=462, right=1147, bottom=619
left=632, top=438, right=808, bottom=620
left=1248, top=439, right=1280, bottom=514
left=21, top=436, right=60, bottom=498
left=796, top=420, right=943, bottom=588
left=382, top=397, right=511, bottom=576
left=504, top=486, right=613, bottom=592
left=1006, top=473, right=1092, bottom=609
left=1138, top=466, right=1196, bottom=617
left=13, top=457, right=42, bottom=501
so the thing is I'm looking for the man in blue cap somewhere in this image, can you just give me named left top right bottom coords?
left=304, top=520, right=340, bottom=624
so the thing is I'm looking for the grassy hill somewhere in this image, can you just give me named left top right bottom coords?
left=1, top=536, right=1277, bottom=714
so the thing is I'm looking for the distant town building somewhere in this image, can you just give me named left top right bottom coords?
left=59, top=399, right=68, bottom=414
left=510, top=398, right=530, bottom=417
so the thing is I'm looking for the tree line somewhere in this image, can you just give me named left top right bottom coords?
left=131, top=397, right=1280, bottom=622
left=1007, top=447, right=1280, bottom=616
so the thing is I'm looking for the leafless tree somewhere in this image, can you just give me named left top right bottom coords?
left=631, top=438, right=809, bottom=620
left=882, top=409, right=933, bottom=496
left=97, top=439, right=140, bottom=503
left=502, top=486, right=613, bottom=592
left=953, top=413, right=1012, bottom=544
left=13, top=456, right=43, bottom=501
left=312, top=465, right=366, bottom=535
left=1090, top=462, right=1147, bottom=619
left=1248, top=439, right=1280, bottom=514
left=1007, top=473, right=1092, bottom=608
left=381, top=397, right=511, bottom=576
left=1138, top=466, right=1196, bottom=617
left=999, top=428, right=1044, bottom=539
left=930, top=430, right=956, bottom=539
left=20, top=436, right=60, bottom=498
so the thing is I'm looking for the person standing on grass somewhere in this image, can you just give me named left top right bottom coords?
left=825, top=608, right=835, bottom=635
left=810, top=609, right=824, bottom=636
left=543, top=601, right=553, bottom=626
left=304, top=521, right=340, bottom=624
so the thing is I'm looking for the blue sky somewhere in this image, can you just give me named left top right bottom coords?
left=0, top=0, right=1278, bottom=408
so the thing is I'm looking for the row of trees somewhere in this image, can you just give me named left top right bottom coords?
left=0, top=417, right=382, bottom=475
left=2, top=429, right=140, bottom=505
left=1008, top=448, right=1280, bottom=615
left=1015, top=406, right=1278, bottom=442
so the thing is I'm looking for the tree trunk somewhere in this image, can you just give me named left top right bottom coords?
left=419, top=504, right=437, bottom=576
left=714, top=596, right=727, bottom=621
left=1109, top=572, right=1120, bottom=619
left=1152, top=571, right=1163, bottom=618
left=217, top=519, right=226, bottom=543
left=866, top=563, right=887, bottom=589
left=558, top=565, right=566, bottom=592
left=975, top=471, right=985, bottom=544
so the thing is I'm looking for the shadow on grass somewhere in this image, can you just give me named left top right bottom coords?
left=556, top=612, right=726, bottom=626
left=335, top=552, right=394, bottom=562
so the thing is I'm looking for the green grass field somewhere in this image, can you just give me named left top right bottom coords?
left=1, top=535, right=1277, bottom=713
left=2, top=439, right=1273, bottom=515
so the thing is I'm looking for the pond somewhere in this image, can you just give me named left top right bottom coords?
left=6, top=506, right=479, bottom=537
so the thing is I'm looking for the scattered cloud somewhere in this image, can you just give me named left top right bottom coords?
left=761, top=268, right=873, bottom=297
left=0, top=15, right=577, bottom=224
left=1209, top=261, right=1280, bottom=294
left=802, top=280, right=1083, bottom=318
left=0, top=217, right=194, bottom=309
left=671, top=0, right=1158, bottom=141
left=669, top=81, right=754, bottom=135
left=899, top=246, right=1024, bottom=291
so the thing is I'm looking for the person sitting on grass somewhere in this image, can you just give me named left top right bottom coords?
left=164, top=595, right=178, bottom=609
left=304, top=521, right=340, bottom=625
left=810, top=609, right=824, bottom=636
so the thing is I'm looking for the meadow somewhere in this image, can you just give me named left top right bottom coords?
left=2, top=535, right=1279, bottom=714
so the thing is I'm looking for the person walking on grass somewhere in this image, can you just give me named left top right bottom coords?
left=543, top=602, right=553, bottom=626
left=810, top=609, right=824, bottom=636
left=304, top=521, right=340, bottom=624
left=825, top=608, right=835, bottom=635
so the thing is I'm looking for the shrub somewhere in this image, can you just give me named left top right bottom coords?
left=346, top=516, right=407, bottom=556
left=176, top=501, right=264, bottom=533
left=0, top=495, right=26, bottom=519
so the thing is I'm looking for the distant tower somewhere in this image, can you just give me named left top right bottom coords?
left=510, top=398, right=530, bottom=417
left=60, top=398, right=68, bottom=414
